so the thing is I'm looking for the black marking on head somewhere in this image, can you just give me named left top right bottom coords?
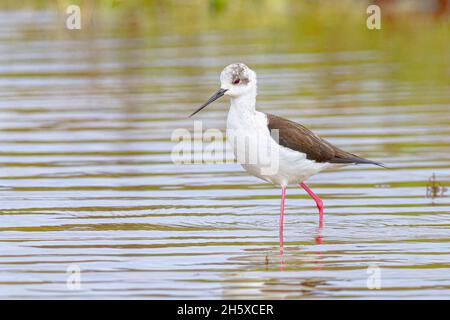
left=230, top=63, right=250, bottom=85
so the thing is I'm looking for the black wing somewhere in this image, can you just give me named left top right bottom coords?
left=266, top=113, right=384, bottom=167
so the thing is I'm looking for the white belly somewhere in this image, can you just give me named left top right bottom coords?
left=226, top=108, right=331, bottom=186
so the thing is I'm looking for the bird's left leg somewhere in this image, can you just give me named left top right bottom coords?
left=279, top=186, right=286, bottom=248
left=299, top=182, right=323, bottom=226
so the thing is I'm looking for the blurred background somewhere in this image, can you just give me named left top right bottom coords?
left=0, top=0, right=449, bottom=299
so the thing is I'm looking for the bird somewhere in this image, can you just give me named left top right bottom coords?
left=189, top=63, right=384, bottom=246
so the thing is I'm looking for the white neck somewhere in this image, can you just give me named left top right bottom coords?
left=227, top=88, right=260, bottom=130
left=229, top=88, right=257, bottom=115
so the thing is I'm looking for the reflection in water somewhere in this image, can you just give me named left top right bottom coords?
left=315, top=225, right=323, bottom=245
left=280, top=245, right=284, bottom=272
left=225, top=241, right=328, bottom=298
left=279, top=213, right=324, bottom=271
left=226, top=221, right=326, bottom=296
left=313, top=225, right=324, bottom=271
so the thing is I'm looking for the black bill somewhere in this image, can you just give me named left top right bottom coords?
left=189, top=88, right=228, bottom=118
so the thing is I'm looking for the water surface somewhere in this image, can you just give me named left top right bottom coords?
left=0, top=9, right=449, bottom=299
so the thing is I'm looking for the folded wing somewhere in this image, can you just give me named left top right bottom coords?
left=266, top=113, right=384, bottom=167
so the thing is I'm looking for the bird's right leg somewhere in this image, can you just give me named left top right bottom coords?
left=299, top=182, right=323, bottom=227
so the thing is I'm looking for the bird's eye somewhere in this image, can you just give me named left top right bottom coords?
left=233, top=78, right=241, bottom=85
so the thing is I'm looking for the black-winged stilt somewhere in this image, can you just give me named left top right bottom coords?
left=190, top=63, right=384, bottom=246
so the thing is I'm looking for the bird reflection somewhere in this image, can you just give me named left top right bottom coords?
left=279, top=243, right=284, bottom=271
left=278, top=221, right=324, bottom=271
left=315, top=223, right=323, bottom=244
left=313, top=224, right=324, bottom=270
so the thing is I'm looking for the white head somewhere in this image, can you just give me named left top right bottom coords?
left=189, top=63, right=257, bottom=117
left=219, top=63, right=257, bottom=97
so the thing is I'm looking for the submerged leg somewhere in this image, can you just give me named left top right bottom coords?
left=279, top=186, right=287, bottom=248
left=300, top=182, right=323, bottom=226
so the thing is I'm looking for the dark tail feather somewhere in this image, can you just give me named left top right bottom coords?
left=330, top=156, right=387, bottom=168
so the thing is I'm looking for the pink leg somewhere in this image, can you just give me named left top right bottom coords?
left=300, top=182, right=323, bottom=227
left=279, top=186, right=287, bottom=248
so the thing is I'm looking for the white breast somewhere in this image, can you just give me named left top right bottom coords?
left=226, top=106, right=331, bottom=186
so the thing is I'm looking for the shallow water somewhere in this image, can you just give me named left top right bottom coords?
left=0, top=10, right=449, bottom=299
